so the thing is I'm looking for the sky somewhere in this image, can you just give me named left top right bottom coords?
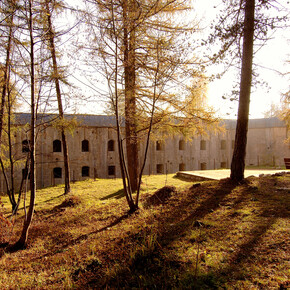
left=18, top=0, right=288, bottom=119
left=193, top=0, right=290, bottom=119
left=67, top=0, right=289, bottom=119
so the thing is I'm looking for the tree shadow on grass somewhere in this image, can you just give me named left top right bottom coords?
left=102, top=176, right=289, bottom=288
left=101, top=179, right=238, bottom=288
left=154, top=176, right=289, bottom=288
left=39, top=193, right=66, bottom=204
left=178, top=207, right=286, bottom=289
left=100, top=189, right=125, bottom=200
left=30, top=211, right=133, bottom=260
left=7, top=193, right=66, bottom=219
left=155, top=178, right=237, bottom=245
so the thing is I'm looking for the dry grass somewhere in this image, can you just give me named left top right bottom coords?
left=0, top=173, right=289, bottom=289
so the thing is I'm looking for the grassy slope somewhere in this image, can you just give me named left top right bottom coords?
left=0, top=173, right=289, bottom=289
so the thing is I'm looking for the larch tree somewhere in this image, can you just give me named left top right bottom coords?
left=43, top=0, right=71, bottom=194
left=0, top=0, right=33, bottom=215
left=13, top=0, right=37, bottom=250
left=8, top=0, right=53, bottom=249
left=79, top=0, right=218, bottom=211
left=123, top=0, right=138, bottom=193
left=0, top=0, right=17, bottom=210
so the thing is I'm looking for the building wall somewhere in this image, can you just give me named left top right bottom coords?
left=0, top=116, right=288, bottom=192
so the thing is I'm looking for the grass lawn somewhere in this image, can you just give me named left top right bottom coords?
left=0, top=173, right=289, bottom=289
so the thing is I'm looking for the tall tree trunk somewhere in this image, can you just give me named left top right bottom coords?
left=123, top=0, right=138, bottom=193
left=0, top=5, right=13, bottom=138
left=7, top=89, right=17, bottom=211
left=45, top=0, right=70, bottom=194
left=0, top=5, right=14, bottom=209
left=110, top=0, right=136, bottom=212
left=13, top=0, right=36, bottom=249
left=230, top=0, right=255, bottom=182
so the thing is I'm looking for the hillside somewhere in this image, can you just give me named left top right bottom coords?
left=0, top=173, right=289, bottom=289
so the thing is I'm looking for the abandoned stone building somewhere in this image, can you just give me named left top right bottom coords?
left=0, top=113, right=288, bottom=192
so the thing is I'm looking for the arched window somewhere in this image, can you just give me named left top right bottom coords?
left=53, top=139, right=62, bottom=152
left=22, top=140, right=30, bottom=153
left=108, top=140, right=115, bottom=151
left=179, top=140, right=185, bottom=150
left=82, top=166, right=90, bottom=177
left=53, top=167, right=62, bottom=178
left=82, top=139, right=89, bottom=152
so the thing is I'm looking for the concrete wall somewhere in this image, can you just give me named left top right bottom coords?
left=0, top=116, right=288, bottom=192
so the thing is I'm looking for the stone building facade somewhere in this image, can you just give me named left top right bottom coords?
left=0, top=113, right=288, bottom=192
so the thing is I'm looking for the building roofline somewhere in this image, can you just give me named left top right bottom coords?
left=14, top=113, right=285, bottom=129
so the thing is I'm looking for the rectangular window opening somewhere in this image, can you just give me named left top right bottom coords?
left=156, top=164, right=164, bottom=174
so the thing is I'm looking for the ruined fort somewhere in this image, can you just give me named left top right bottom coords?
left=0, top=113, right=288, bottom=192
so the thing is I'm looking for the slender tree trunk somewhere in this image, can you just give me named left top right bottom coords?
left=123, top=0, right=138, bottom=193
left=0, top=6, right=13, bottom=139
left=0, top=6, right=14, bottom=210
left=13, top=0, right=36, bottom=249
left=7, top=90, right=17, bottom=211
left=230, top=0, right=255, bottom=182
left=45, top=0, right=70, bottom=194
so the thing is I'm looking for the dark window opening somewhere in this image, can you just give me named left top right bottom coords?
left=108, top=165, right=115, bottom=176
left=53, top=139, right=62, bottom=152
left=156, top=140, right=164, bottom=151
left=82, top=166, right=90, bottom=177
left=221, top=162, right=227, bottom=169
left=221, top=140, right=226, bottom=150
left=179, top=140, right=185, bottom=150
left=179, top=163, right=186, bottom=171
left=53, top=167, right=62, bottom=178
left=200, top=140, right=206, bottom=150
left=22, top=140, right=30, bottom=153
left=200, top=162, right=207, bottom=170
left=108, top=140, right=115, bottom=151
left=82, top=140, right=89, bottom=152
left=156, top=164, right=164, bottom=173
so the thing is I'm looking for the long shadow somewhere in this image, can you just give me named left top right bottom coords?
left=7, top=193, right=66, bottom=219
left=104, top=176, right=288, bottom=288
left=100, top=189, right=125, bottom=200
left=41, top=193, right=66, bottom=204
left=98, top=179, right=237, bottom=288
left=154, top=175, right=289, bottom=288
left=31, top=212, right=132, bottom=260
left=181, top=205, right=285, bottom=288
left=156, top=179, right=237, bottom=245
